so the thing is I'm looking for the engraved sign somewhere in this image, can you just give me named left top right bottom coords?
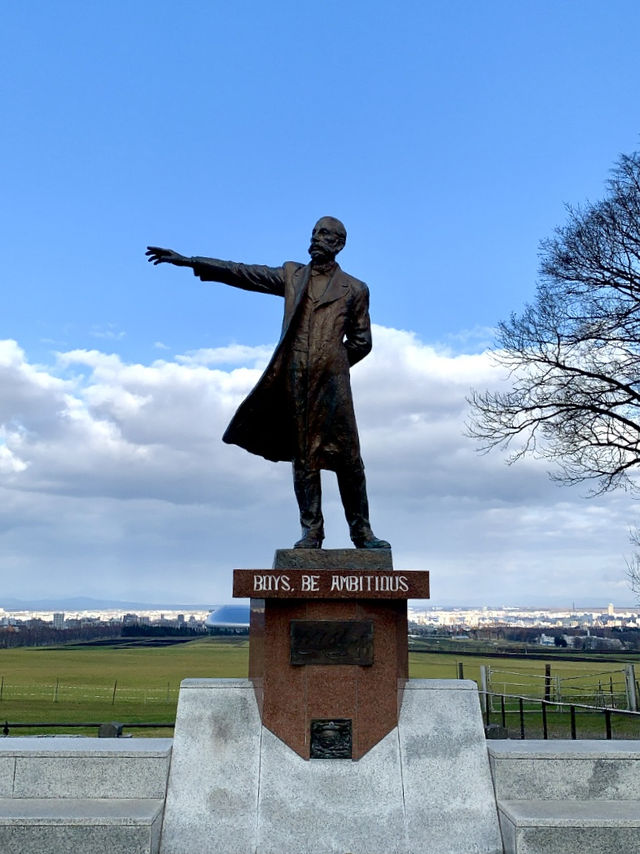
left=233, top=568, right=430, bottom=600
left=310, top=719, right=352, bottom=759
left=290, top=620, right=373, bottom=666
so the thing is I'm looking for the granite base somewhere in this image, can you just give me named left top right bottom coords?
left=159, top=678, right=502, bottom=854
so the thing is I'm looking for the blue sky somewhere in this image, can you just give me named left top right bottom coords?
left=2, top=1, right=640, bottom=606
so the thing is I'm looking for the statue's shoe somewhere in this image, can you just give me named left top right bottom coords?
left=293, top=534, right=323, bottom=549
left=352, top=535, right=391, bottom=549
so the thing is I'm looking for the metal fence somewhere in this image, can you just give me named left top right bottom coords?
left=2, top=660, right=639, bottom=739
left=479, top=662, right=639, bottom=710
left=0, top=677, right=180, bottom=705
left=2, top=720, right=174, bottom=737
left=481, top=690, right=640, bottom=740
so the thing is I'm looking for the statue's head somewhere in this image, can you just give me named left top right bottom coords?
left=309, top=216, right=347, bottom=262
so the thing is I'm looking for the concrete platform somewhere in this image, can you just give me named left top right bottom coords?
left=0, top=738, right=171, bottom=853
left=159, top=677, right=503, bottom=854
left=0, top=797, right=163, bottom=854
left=0, top=737, right=172, bottom=799
left=498, top=799, right=640, bottom=854
left=489, top=740, right=640, bottom=852
left=489, top=739, right=640, bottom=800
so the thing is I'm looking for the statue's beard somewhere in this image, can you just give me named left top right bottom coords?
left=308, top=241, right=335, bottom=261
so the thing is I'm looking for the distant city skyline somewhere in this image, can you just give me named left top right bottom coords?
left=2, top=602, right=638, bottom=624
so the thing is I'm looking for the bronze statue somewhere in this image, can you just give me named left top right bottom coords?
left=146, top=217, right=389, bottom=550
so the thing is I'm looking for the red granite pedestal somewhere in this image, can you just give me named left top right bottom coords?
left=233, top=549, right=429, bottom=760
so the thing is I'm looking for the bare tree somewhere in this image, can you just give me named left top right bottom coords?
left=468, top=151, right=640, bottom=495
left=627, top=529, right=640, bottom=601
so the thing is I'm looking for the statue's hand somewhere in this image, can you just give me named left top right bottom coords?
left=145, top=246, right=191, bottom=267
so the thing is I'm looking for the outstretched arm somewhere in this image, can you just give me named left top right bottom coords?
left=145, top=246, right=285, bottom=297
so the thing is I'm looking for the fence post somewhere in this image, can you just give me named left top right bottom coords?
left=112, top=680, right=118, bottom=706
left=53, top=678, right=59, bottom=703
left=480, top=666, right=488, bottom=715
left=457, top=662, right=464, bottom=680
left=625, top=665, right=638, bottom=711
left=544, top=664, right=552, bottom=702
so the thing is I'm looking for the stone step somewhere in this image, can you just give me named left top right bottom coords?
left=488, top=739, right=640, bottom=800
left=0, top=797, right=163, bottom=854
left=0, top=737, right=172, bottom=799
left=498, top=799, right=640, bottom=854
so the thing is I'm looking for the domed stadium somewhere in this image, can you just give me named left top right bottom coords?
left=205, top=604, right=250, bottom=631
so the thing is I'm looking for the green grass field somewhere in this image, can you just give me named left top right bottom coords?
left=0, top=637, right=249, bottom=736
left=1, top=637, right=638, bottom=739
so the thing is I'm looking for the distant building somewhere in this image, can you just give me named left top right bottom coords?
left=52, top=612, right=65, bottom=630
left=206, top=605, right=250, bottom=631
left=583, top=635, right=624, bottom=651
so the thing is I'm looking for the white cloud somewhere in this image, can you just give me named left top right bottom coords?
left=438, top=325, right=497, bottom=353
left=89, top=324, right=126, bottom=341
left=0, top=331, right=636, bottom=606
left=175, top=343, right=274, bottom=368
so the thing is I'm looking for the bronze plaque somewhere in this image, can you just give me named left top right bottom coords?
left=310, top=719, right=352, bottom=759
left=290, top=619, right=373, bottom=666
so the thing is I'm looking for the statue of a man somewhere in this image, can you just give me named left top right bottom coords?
left=146, top=217, right=389, bottom=550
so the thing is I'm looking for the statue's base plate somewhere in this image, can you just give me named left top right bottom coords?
left=273, top=548, right=393, bottom=571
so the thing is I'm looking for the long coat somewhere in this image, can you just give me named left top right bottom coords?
left=191, top=257, right=372, bottom=470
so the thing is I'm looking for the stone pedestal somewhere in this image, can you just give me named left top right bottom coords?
left=159, top=550, right=503, bottom=852
left=159, top=679, right=504, bottom=854
left=232, top=549, right=429, bottom=760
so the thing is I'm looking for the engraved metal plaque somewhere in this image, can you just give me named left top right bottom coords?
left=290, top=620, right=373, bottom=666
left=310, top=719, right=352, bottom=759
